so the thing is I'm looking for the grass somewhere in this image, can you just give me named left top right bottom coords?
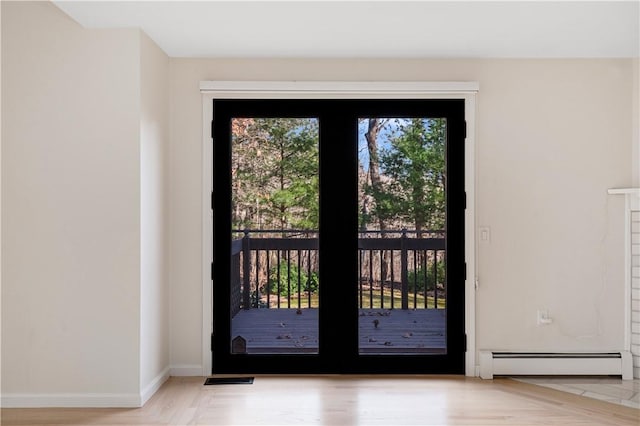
left=260, top=288, right=446, bottom=310
left=361, top=290, right=446, bottom=310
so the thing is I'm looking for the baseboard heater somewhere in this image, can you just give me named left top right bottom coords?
left=479, top=351, right=633, bottom=380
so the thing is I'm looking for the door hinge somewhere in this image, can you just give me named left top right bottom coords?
left=464, top=334, right=467, bottom=352
left=211, top=191, right=214, bottom=210
left=464, top=192, right=467, bottom=209
left=464, top=262, right=467, bottom=281
left=211, top=261, right=214, bottom=281
left=464, top=120, right=467, bottom=139
left=211, top=120, right=214, bottom=140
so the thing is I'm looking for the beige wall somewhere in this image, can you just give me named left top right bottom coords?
left=1, top=1, right=170, bottom=405
left=169, top=58, right=634, bottom=369
left=139, top=32, right=170, bottom=397
left=2, top=1, right=141, bottom=397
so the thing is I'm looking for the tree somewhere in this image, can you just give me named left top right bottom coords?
left=363, top=119, right=391, bottom=232
left=231, top=118, right=319, bottom=231
left=379, top=118, right=446, bottom=234
left=362, top=118, right=392, bottom=281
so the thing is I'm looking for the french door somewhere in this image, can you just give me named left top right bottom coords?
left=212, top=99, right=465, bottom=374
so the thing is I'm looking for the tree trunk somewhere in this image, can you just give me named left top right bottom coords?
left=279, top=141, right=286, bottom=234
left=365, top=119, right=389, bottom=283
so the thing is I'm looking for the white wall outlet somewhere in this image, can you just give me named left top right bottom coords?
left=537, top=310, right=553, bottom=325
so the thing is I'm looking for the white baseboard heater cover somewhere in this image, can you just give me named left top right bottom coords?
left=479, top=351, right=633, bottom=380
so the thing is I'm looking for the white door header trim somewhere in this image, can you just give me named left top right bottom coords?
left=199, top=81, right=479, bottom=98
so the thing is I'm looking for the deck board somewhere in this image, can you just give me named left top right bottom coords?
left=231, top=308, right=446, bottom=354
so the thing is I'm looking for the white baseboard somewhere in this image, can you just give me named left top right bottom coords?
left=1, top=367, right=172, bottom=408
left=1, top=393, right=141, bottom=408
left=170, top=364, right=204, bottom=376
left=140, top=366, right=170, bottom=406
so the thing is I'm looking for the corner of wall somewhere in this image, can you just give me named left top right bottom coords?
left=140, top=366, right=170, bottom=406
left=139, top=27, right=171, bottom=401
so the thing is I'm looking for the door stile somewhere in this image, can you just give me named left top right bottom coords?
left=317, top=109, right=359, bottom=371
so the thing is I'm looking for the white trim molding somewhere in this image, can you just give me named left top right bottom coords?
left=170, top=364, right=205, bottom=377
left=140, top=367, right=170, bottom=406
left=1, top=370, right=171, bottom=408
left=608, top=188, right=640, bottom=377
left=201, top=81, right=478, bottom=376
left=608, top=188, right=640, bottom=350
left=608, top=188, right=640, bottom=198
left=202, top=94, right=214, bottom=377
left=1, top=393, right=142, bottom=409
left=199, top=81, right=480, bottom=98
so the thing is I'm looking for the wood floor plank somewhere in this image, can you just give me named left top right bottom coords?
left=2, top=376, right=638, bottom=425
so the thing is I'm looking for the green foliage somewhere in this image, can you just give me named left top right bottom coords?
left=233, top=116, right=446, bottom=233
left=268, top=261, right=319, bottom=297
left=232, top=118, right=319, bottom=230
left=362, top=118, right=446, bottom=231
left=407, top=260, right=445, bottom=292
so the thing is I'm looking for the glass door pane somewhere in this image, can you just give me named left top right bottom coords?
left=357, top=118, right=447, bottom=355
left=230, top=118, right=319, bottom=354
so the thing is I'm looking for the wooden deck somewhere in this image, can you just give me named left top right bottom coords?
left=231, top=308, right=446, bottom=354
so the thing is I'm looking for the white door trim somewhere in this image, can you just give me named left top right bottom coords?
left=200, top=81, right=478, bottom=376
left=607, top=188, right=640, bottom=356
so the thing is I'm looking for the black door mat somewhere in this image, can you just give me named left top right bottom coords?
left=204, top=377, right=254, bottom=385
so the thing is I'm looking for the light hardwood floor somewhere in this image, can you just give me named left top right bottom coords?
left=514, top=377, right=640, bottom=409
left=2, top=376, right=638, bottom=425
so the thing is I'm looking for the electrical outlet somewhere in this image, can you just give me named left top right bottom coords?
left=537, top=310, right=552, bottom=325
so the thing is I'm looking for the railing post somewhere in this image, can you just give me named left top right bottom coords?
left=242, top=230, right=251, bottom=309
left=400, top=228, right=409, bottom=310
left=433, top=250, right=438, bottom=310
left=230, top=250, right=241, bottom=317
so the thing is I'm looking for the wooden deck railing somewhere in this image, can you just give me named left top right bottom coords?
left=230, top=229, right=445, bottom=316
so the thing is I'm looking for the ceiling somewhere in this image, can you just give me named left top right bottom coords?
left=52, top=1, right=639, bottom=58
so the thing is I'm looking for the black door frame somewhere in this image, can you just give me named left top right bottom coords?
left=212, top=99, right=465, bottom=374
